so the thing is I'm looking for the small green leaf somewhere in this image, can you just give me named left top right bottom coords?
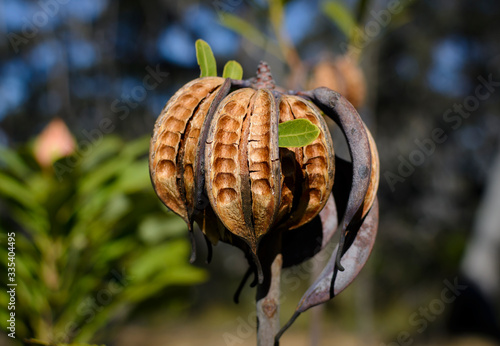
left=278, top=119, right=321, bottom=148
left=222, top=60, right=243, bottom=79
left=195, top=39, right=217, bottom=77
left=322, top=1, right=357, bottom=39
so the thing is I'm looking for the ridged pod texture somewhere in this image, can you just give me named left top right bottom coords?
left=205, top=88, right=281, bottom=252
left=150, top=65, right=379, bottom=338
left=275, top=95, right=335, bottom=230
left=149, top=77, right=225, bottom=223
left=150, top=77, right=336, bottom=256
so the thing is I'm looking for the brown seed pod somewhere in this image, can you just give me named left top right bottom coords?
left=150, top=61, right=378, bottom=287
left=275, top=95, right=335, bottom=231
left=149, top=77, right=225, bottom=224
left=204, top=87, right=335, bottom=269
left=205, top=87, right=281, bottom=254
left=150, top=61, right=380, bottom=341
left=150, top=77, right=231, bottom=262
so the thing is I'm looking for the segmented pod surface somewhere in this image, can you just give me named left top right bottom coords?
left=276, top=95, right=335, bottom=230
left=149, top=77, right=224, bottom=223
left=205, top=88, right=281, bottom=252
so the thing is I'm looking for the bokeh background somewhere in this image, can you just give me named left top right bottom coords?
left=1, top=0, right=500, bottom=345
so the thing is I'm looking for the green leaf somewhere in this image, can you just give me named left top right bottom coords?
left=0, top=171, right=44, bottom=213
left=322, top=1, right=357, bottom=39
left=195, top=39, right=217, bottom=77
left=278, top=119, right=321, bottom=148
left=0, top=146, right=30, bottom=178
left=80, top=136, right=123, bottom=172
left=222, top=60, right=243, bottom=79
left=139, top=214, right=187, bottom=244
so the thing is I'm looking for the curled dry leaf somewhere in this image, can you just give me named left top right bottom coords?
left=275, top=198, right=379, bottom=345
left=301, top=87, right=373, bottom=271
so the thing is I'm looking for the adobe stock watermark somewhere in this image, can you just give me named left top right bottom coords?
left=54, top=268, right=131, bottom=343
left=7, top=0, right=71, bottom=53
left=385, top=74, right=500, bottom=192
left=340, top=0, right=414, bottom=54
left=380, top=277, right=468, bottom=346
left=54, top=64, right=169, bottom=181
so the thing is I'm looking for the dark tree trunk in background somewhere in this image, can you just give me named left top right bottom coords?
left=450, top=144, right=500, bottom=341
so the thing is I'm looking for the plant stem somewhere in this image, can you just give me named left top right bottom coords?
left=256, top=253, right=282, bottom=346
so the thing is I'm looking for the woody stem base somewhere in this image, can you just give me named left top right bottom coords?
left=256, top=254, right=282, bottom=346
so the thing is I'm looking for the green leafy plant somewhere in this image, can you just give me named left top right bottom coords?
left=24, top=339, right=105, bottom=346
left=0, top=132, right=207, bottom=344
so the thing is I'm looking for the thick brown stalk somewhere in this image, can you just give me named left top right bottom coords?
left=256, top=254, right=282, bottom=346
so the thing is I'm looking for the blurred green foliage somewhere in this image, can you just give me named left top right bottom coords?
left=322, top=0, right=357, bottom=39
left=0, top=135, right=207, bottom=344
left=25, top=339, right=105, bottom=346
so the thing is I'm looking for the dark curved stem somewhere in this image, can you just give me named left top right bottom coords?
left=251, top=250, right=265, bottom=284
left=274, top=311, right=300, bottom=346
left=204, top=235, right=213, bottom=264
left=188, top=223, right=196, bottom=263
left=233, top=266, right=253, bottom=304
left=296, top=88, right=372, bottom=271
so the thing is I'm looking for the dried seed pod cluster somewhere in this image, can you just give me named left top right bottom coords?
left=150, top=61, right=379, bottom=341
left=150, top=64, right=339, bottom=265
